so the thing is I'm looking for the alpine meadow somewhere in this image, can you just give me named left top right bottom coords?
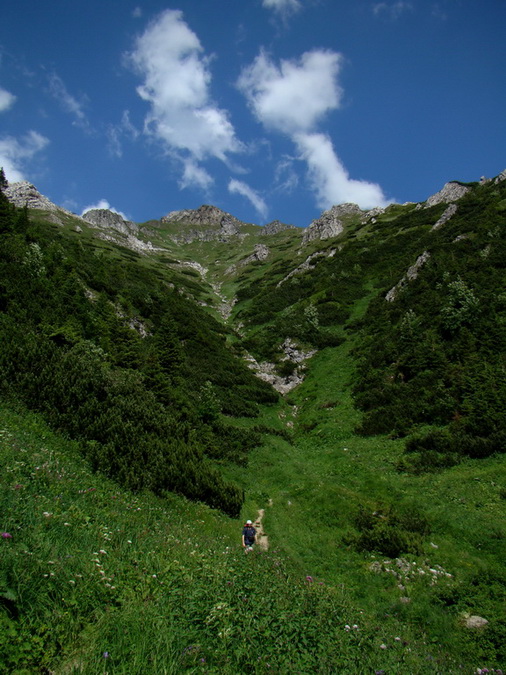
left=1, top=168, right=506, bottom=674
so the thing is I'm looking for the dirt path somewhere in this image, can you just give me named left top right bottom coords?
left=254, top=503, right=270, bottom=551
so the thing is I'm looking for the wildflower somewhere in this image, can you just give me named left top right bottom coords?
left=305, top=575, right=313, bottom=582
left=375, top=671, right=386, bottom=675
left=1, top=532, right=12, bottom=539
left=42, top=512, right=52, bottom=518
left=99, top=549, right=107, bottom=555
left=394, top=636, right=401, bottom=642
left=380, top=643, right=387, bottom=649
left=344, top=625, right=351, bottom=631
left=103, top=651, right=109, bottom=659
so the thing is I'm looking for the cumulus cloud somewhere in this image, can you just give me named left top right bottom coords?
left=228, top=178, right=268, bottom=219
left=0, top=87, right=16, bottom=113
left=238, top=49, right=388, bottom=210
left=372, top=2, right=413, bottom=19
left=81, top=198, right=128, bottom=220
left=129, top=9, right=242, bottom=188
left=237, top=49, right=343, bottom=134
left=0, top=130, right=49, bottom=183
left=48, top=73, right=91, bottom=131
left=262, top=0, right=302, bottom=17
left=295, top=132, right=388, bottom=209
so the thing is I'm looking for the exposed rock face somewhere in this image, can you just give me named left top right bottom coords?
left=245, top=338, right=316, bottom=394
left=225, top=244, right=270, bottom=276
left=261, top=220, right=297, bottom=236
left=431, top=203, right=458, bottom=231
left=277, top=248, right=337, bottom=287
left=386, top=251, right=431, bottom=302
left=495, top=168, right=506, bottom=184
left=162, top=204, right=244, bottom=229
left=162, top=205, right=248, bottom=244
left=462, top=614, right=488, bottom=630
left=302, top=203, right=362, bottom=245
left=82, top=208, right=138, bottom=235
left=5, top=181, right=58, bottom=211
left=425, top=182, right=470, bottom=208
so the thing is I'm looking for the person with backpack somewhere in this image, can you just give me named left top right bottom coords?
left=242, top=519, right=256, bottom=551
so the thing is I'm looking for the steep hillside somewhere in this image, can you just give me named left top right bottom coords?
left=2, top=168, right=506, bottom=672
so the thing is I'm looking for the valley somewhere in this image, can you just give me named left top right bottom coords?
left=1, top=169, right=506, bottom=672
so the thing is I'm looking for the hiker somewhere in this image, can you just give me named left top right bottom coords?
left=242, top=519, right=256, bottom=551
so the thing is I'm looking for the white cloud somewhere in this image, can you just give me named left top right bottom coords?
left=81, top=199, right=128, bottom=220
left=262, top=0, right=302, bottom=16
left=48, top=73, right=90, bottom=131
left=0, top=87, right=16, bottom=113
left=228, top=178, right=268, bottom=219
left=180, top=158, right=213, bottom=191
left=0, top=130, right=49, bottom=183
left=274, top=158, right=299, bottom=194
left=372, top=2, right=413, bottom=19
left=129, top=9, right=242, bottom=188
left=237, top=49, right=343, bottom=134
left=294, top=132, right=388, bottom=209
left=238, top=49, right=388, bottom=210
left=107, top=110, right=140, bottom=158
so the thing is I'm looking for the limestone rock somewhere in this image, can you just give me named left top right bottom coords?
left=225, top=244, right=269, bottom=275
left=261, top=220, right=297, bottom=236
left=495, top=168, right=506, bottom=184
left=462, top=614, right=488, bottom=630
left=386, top=251, right=431, bottom=302
left=162, top=204, right=244, bottom=229
left=425, top=182, right=470, bottom=208
left=4, top=181, right=61, bottom=212
left=431, top=204, right=458, bottom=231
left=82, top=208, right=138, bottom=236
left=162, top=205, right=248, bottom=244
left=302, top=204, right=361, bottom=245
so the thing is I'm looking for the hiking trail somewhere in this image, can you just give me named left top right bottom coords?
left=254, top=500, right=272, bottom=551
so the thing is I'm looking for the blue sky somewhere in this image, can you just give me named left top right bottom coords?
left=0, top=0, right=504, bottom=228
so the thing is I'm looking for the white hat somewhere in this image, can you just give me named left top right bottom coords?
left=246, top=520, right=252, bottom=525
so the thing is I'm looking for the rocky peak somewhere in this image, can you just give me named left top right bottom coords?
left=425, top=181, right=470, bottom=208
left=302, top=203, right=362, bottom=245
left=162, top=204, right=244, bottom=230
left=5, top=181, right=62, bottom=212
left=82, top=208, right=137, bottom=236
left=261, top=220, right=297, bottom=236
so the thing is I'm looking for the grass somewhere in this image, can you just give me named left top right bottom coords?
left=3, top=397, right=504, bottom=673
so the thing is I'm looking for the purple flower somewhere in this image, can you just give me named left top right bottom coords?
left=305, top=575, right=313, bottom=582
left=103, top=651, right=110, bottom=659
left=1, top=532, right=12, bottom=539
left=375, top=671, right=386, bottom=675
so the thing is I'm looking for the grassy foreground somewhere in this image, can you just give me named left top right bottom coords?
left=1, top=392, right=504, bottom=674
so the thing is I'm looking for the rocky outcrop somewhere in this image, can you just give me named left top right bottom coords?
left=386, top=251, right=431, bottom=302
left=261, top=220, right=297, bottom=236
left=225, top=244, right=270, bottom=275
left=4, top=181, right=62, bottom=212
left=82, top=208, right=138, bottom=236
left=302, top=203, right=362, bottom=245
left=277, top=248, right=337, bottom=287
left=495, top=168, right=506, bottom=184
left=162, top=204, right=244, bottom=229
left=245, top=338, right=316, bottom=395
left=425, top=182, right=470, bottom=208
left=161, top=205, right=248, bottom=244
left=431, top=204, right=458, bottom=231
